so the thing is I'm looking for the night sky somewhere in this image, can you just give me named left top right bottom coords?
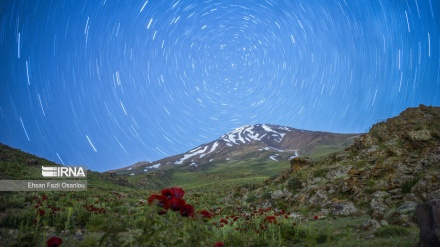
left=1, top=0, right=439, bottom=172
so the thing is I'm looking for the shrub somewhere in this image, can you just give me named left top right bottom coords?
left=401, top=178, right=419, bottom=193
left=287, top=178, right=302, bottom=190
left=262, top=191, right=272, bottom=200
left=246, top=195, right=257, bottom=203
left=313, top=168, right=329, bottom=178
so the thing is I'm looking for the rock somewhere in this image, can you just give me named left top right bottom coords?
left=326, top=165, right=352, bottom=180
left=308, top=189, right=328, bottom=205
left=372, top=191, right=390, bottom=198
left=370, top=197, right=388, bottom=212
left=282, top=188, right=293, bottom=199
left=398, top=201, right=417, bottom=214
left=408, top=129, right=431, bottom=142
left=75, top=229, right=84, bottom=240
left=416, top=199, right=440, bottom=247
left=331, top=201, right=358, bottom=216
left=290, top=157, right=313, bottom=172
left=427, top=189, right=440, bottom=201
left=371, top=210, right=385, bottom=221
left=271, top=190, right=284, bottom=200
left=364, top=234, right=375, bottom=240
left=380, top=220, right=389, bottom=226
left=361, top=219, right=381, bottom=231
left=288, top=212, right=304, bottom=220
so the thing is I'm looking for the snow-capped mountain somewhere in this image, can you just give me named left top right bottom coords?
left=109, top=124, right=359, bottom=175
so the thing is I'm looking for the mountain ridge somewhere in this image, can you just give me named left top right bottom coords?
left=108, top=124, right=359, bottom=175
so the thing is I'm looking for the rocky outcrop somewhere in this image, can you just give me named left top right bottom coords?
left=290, top=157, right=313, bottom=172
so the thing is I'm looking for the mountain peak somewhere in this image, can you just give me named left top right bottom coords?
left=109, top=124, right=358, bottom=175
left=220, top=124, right=296, bottom=146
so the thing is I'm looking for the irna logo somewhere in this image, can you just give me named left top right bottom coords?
left=42, top=166, right=86, bottom=178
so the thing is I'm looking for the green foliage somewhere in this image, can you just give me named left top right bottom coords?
left=287, top=177, right=302, bottom=190
left=401, top=177, right=419, bottom=193
left=316, top=232, right=328, bottom=244
left=279, top=225, right=307, bottom=244
left=261, top=191, right=272, bottom=200
left=374, top=225, right=410, bottom=238
left=313, top=168, right=329, bottom=177
left=246, top=195, right=257, bottom=203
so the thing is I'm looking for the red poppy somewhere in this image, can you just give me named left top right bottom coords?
left=213, top=242, right=225, bottom=247
left=161, top=188, right=174, bottom=199
left=180, top=203, right=194, bottom=217
left=170, top=187, right=185, bottom=199
left=219, top=218, right=228, bottom=224
left=264, top=215, right=276, bottom=223
left=313, top=215, right=318, bottom=220
left=38, top=209, right=45, bottom=216
left=46, top=236, right=62, bottom=247
left=197, top=210, right=212, bottom=221
left=168, top=198, right=186, bottom=211
left=147, top=194, right=169, bottom=210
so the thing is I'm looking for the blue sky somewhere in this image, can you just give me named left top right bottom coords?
left=1, top=0, right=439, bottom=171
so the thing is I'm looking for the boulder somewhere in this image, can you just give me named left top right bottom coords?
left=290, top=157, right=313, bottom=172
left=326, top=165, right=352, bottom=180
left=271, top=190, right=284, bottom=200
left=331, top=201, right=358, bottom=216
left=398, top=201, right=417, bottom=214
left=416, top=199, right=440, bottom=247
left=370, top=197, right=388, bottom=212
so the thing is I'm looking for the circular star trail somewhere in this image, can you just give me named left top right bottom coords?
left=1, top=0, right=439, bottom=171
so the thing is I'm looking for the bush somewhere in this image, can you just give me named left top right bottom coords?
left=261, top=191, right=272, bottom=200
left=313, top=168, right=329, bottom=178
left=246, top=195, right=257, bottom=203
left=402, top=178, right=419, bottom=193
left=287, top=178, right=302, bottom=190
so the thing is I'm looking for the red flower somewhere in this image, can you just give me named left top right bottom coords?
left=219, top=218, right=228, bottom=224
left=170, top=187, right=185, bottom=199
left=38, top=209, right=45, bottom=216
left=147, top=194, right=169, bottom=210
left=264, top=215, right=276, bottom=223
left=213, top=242, right=225, bottom=247
left=161, top=188, right=174, bottom=199
left=42, top=194, right=48, bottom=201
left=168, top=198, right=186, bottom=211
left=197, top=210, right=212, bottom=221
left=313, top=215, right=318, bottom=220
left=46, top=236, right=62, bottom=247
left=180, top=203, right=194, bottom=217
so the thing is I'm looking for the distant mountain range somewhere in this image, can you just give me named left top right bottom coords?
left=109, top=124, right=359, bottom=175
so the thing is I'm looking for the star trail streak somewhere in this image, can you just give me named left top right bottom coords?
left=1, top=0, right=439, bottom=171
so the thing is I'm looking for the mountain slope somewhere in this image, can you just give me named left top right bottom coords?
left=230, top=104, right=440, bottom=229
left=110, top=124, right=359, bottom=175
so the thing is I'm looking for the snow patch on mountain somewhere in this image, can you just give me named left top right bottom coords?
left=144, top=163, right=161, bottom=172
left=175, top=145, right=209, bottom=164
left=220, top=124, right=287, bottom=146
left=289, top=150, right=299, bottom=160
left=269, top=155, right=279, bottom=162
